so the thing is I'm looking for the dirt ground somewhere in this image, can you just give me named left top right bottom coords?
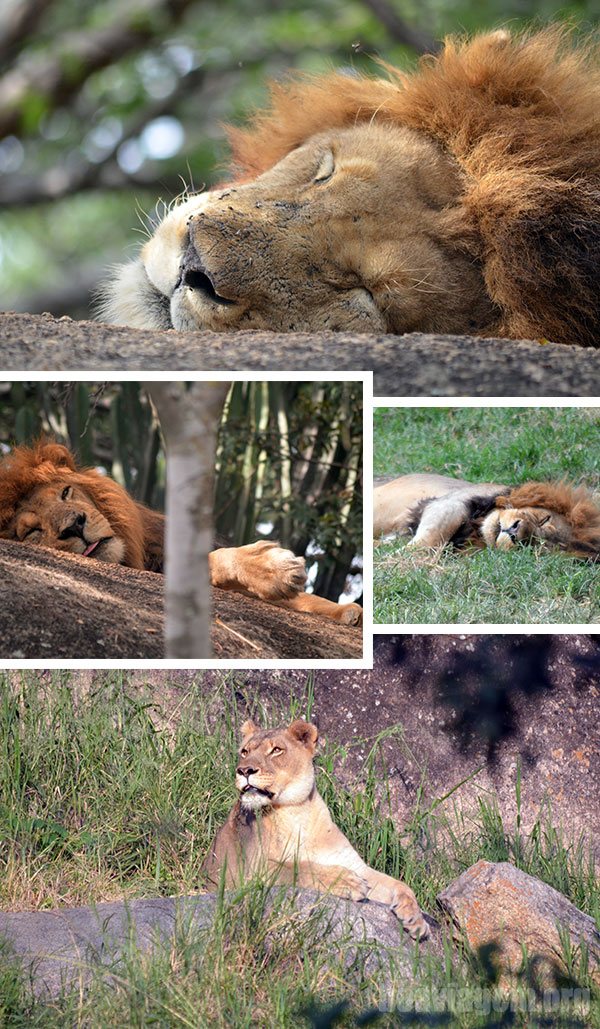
left=0, top=539, right=362, bottom=660
left=2, top=310, right=600, bottom=396
left=67, top=635, right=600, bottom=859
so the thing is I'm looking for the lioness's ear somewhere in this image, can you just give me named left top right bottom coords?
left=240, top=719, right=259, bottom=739
left=287, top=720, right=318, bottom=750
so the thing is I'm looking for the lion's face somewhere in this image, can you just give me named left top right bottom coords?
left=5, top=481, right=126, bottom=564
left=481, top=506, right=573, bottom=551
left=103, top=123, right=497, bottom=336
left=235, top=719, right=318, bottom=811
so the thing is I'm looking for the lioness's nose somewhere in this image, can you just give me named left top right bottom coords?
left=237, top=765, right=258, bottom=777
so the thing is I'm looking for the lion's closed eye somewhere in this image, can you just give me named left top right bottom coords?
left=313, top=151, right=335, bottom=184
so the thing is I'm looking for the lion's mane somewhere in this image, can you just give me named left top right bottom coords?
left=228, top=28, right=600, bottom=347
left=0, top=441, right=165, bottom=571
left=498, top=480, right=600, bottom=557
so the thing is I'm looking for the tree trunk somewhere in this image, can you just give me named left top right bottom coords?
left=144, top=381, right=230, bottom=658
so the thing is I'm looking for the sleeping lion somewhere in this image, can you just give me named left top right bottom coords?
left=101, top=28, right=600, bottom=347
left=374, top=474, right=600, bottom=559
left=202, top=719, right=428, bottom=940
left=0, top=442, right=362, bottom=624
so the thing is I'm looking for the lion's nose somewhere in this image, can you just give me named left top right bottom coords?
left=180, top=240, right=235, bottom=305
left=58, top=512, right=86, bottom=540
left=237, top=765, right=258, bottom=777
left=505, top=519, right=521, bottom=539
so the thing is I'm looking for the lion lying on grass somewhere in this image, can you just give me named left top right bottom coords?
left=102, top=27, right=600, bottom=347
left=202, top=719, right=428, bottom=940
left=374, top=473, right=600, bottom=559
left=0, top=442, right=362, bottom=624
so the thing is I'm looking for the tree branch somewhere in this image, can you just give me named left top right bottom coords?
left=360, top=0, right=439, bottom=55
left=0, top=0, right=55, bottom=69
left=0, top=0, right=194, bottom=138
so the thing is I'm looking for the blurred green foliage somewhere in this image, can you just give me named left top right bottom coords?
left=0, top=380, right=363, bottom=600
left=1, top=0, right=598, bottom=317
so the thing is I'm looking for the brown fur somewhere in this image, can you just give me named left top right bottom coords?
left=0, top=442, right=363, bottom=624
left=498, top=481, right=600, bottom=556
left=0, top=441, right=157, bottom=569
left=229, top=28, right=600, bottom=346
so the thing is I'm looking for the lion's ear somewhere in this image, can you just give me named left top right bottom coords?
left=38, top=443, right=76, bottom=470
left=287, top=720, right=318, bottom=750
left=240, top=719, right=259, bottom=739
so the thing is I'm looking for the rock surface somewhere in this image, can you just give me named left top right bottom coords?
left=0, top=539, right=362, bottom=660
left=0, top=890, right=441, bottom=999
left=438, top=860, right=600, bottom=987
left=2, top=311, right=600, bottom=396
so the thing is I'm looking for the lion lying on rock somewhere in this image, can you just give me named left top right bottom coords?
left=202, top=719, right=428, bottom=940
left=102, top=28, right=600, bottom=347
left=374, top=473, right=600, bottom=559
left=0, top=442, right=362, bottom=624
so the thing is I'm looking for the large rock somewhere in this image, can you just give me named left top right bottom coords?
left=0, top=539, right=362, bottom=659
left=0, top=891, right=441, bottom=1000
left=2, top=311, right=600, bottom=396
left=438, top=861, right=600, bottom=988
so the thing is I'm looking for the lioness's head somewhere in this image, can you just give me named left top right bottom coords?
left=4, top=480, right=125, bottom=564
left=101, top=122, right=497, bottom=336
left=236, top=719, right=318, bottom=810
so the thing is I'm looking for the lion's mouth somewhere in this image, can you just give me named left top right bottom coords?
left=241, top=784, right=274, bottom=799
left=82, top=536, right=113, bottom=558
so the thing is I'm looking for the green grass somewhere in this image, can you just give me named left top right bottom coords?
left=0, top=672, right=598, bottom=1026
left=374, top=407, right=600, bottom=624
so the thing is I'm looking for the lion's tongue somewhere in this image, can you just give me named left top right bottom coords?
left=83, top=540, right=100, bottom=557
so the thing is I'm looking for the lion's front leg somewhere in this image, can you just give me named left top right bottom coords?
left=270, top=860, right=369, bottom=903
left=407, top=495, right=469, bottom=549
left=361, top=868, right=428, bottom=940
left=277, top=593, right=363, bottom=625
left=209, top=541, right=307, bottom=601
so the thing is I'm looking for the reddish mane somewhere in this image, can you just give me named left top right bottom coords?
left=227, top=28, right=600, bottom=346
left=498, top=480, right=600, bottom=557
left=0, top=441, right=164, bottom=570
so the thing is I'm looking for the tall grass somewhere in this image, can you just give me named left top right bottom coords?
left=0, top=672, right=598, bottom=1026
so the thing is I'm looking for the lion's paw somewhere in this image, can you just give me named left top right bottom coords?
left=339, top=603, right=363, bottom=626
left=391, top=890, right=429, bottom=941
left=240, top=541, right=307, bottom=601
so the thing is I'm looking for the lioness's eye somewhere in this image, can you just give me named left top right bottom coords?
left=270, top=747, right=283, bottom=756
left=61, top=486, right=72, bottom=501
left=314, top=151, right=335, bottom=184
left=240, top=748, right=248, bottom=757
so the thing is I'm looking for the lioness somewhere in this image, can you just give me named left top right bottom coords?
left=374, top=473, right=600, bottom=559
left=202, top=719, right=428, bottom=941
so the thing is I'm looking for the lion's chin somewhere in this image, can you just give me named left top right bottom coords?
left=78, top=536, right=126, bottom=564
left=239, top=786, right=273, bottom=810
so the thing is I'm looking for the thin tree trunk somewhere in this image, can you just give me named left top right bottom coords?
left=144, top=381, right=230, bottom=658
